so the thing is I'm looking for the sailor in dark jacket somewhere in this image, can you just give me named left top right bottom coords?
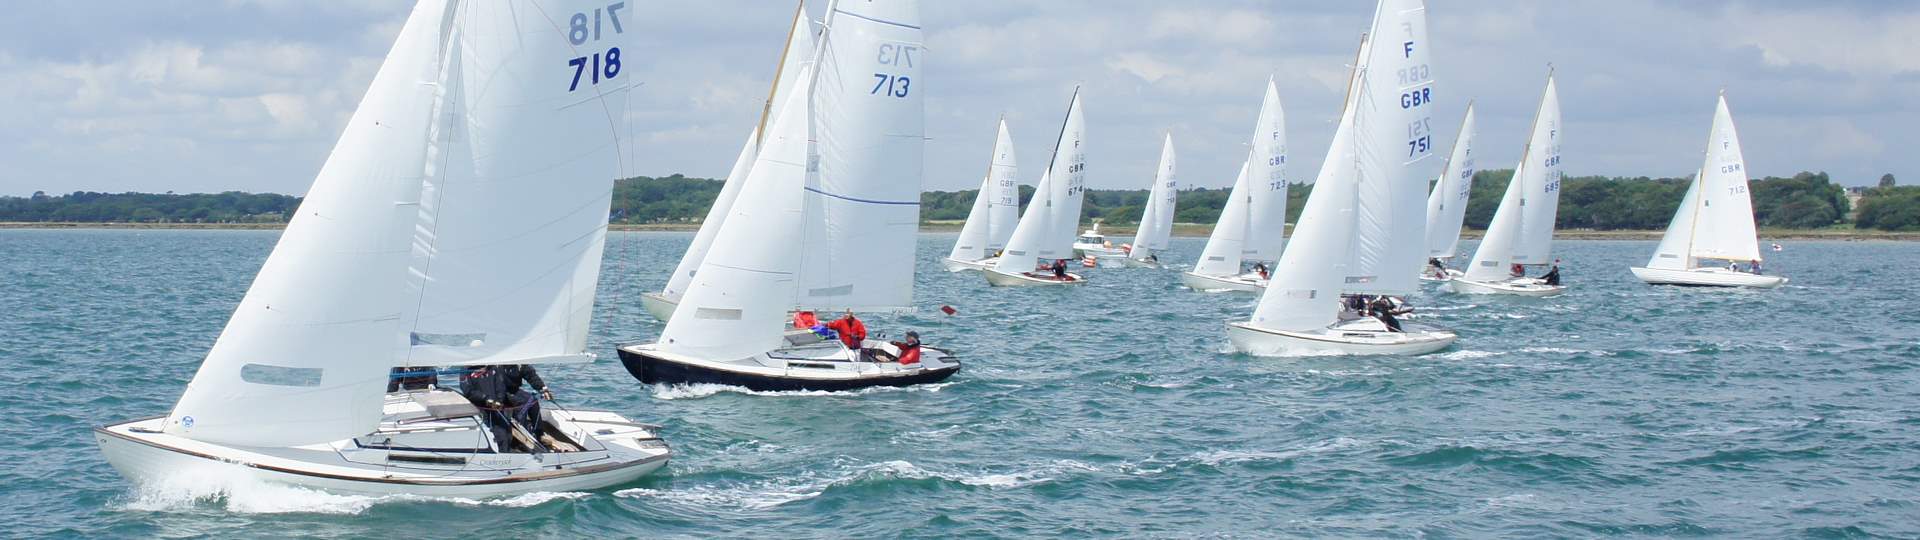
left=460, top=366, right=514, bottom=451
left=498, top=365, right=552, bottom=440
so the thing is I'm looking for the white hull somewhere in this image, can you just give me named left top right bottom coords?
left=1179, top=271, right=1266, bottom=293
left=640, top=292, right=678, bottom=322
left=96, top=392, right=669, bottom=498
left=1073, top=243, right=1127, bottom=259
left=984, top=269, right=1086, bottom=287
left=1447, top=277, right=1567, bottom=297
left=1226, top=318, right=1456, bottom=356
left=940, top=256, right=996, bottom=273
left=1418, top=269, right=1464, bottom=283
left=1630, top=266, right=1787, bottom=288
left=1117, top=257, right=1164, bottom=269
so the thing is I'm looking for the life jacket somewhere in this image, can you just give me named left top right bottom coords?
left=896, top=344, right=921, bottom=365
left=826, top=317, right=866, bottom=349
left=793, top=311, right=818, bottom=329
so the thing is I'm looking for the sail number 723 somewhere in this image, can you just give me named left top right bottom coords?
left=566, top=3, right=626, bottom=92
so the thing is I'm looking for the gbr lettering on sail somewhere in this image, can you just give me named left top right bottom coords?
left=1398, top=31, right=1435, bottom=159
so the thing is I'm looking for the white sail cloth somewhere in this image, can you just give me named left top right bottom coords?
left=995, top=90, right=1087, bottom=274
left=662, top=7, right=815, bottom=304
left=948, top=120, right=1019, bottom=261
left=1463, top=74, right=1562, bottom=280
left=1128, top=135, right=1177, bottom=258
left=1648, top=95, right=1763, bottom=267
left=1345, top=0, right=1437, bottom=296
left=168, top=0, right=630, bottom=447
left=1423, top=105, right=1477, bottom=259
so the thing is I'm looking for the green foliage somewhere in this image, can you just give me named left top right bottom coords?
left=1751, top=172, right=1848, bottom=228
left=0, top=191, right=299, bottom=223
left=1880, top=173, right=1896, bottom=188
left=1856, top=185, right=1920, bottom=231
left=1459, top=170, right=1848, bottom=230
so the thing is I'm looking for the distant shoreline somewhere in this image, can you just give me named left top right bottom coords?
left=4, top=221, right=1915, bottom=241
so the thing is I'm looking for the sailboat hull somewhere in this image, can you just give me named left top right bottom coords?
left=1447, top=277, right=1567, bottom=297
left=984, top=269, right=1086, bottom=287
left=1226, top=319, right=1456, bottom=356
left=1418, top=269, right=1464, bottom=283
left=1179, top=271, right=1266, bottom=293
left=1630, top=266, right=1787, bottom=288
left=640, top=292, right=678, bottom=322
left=1117, top=257, right=1164, bottom=269
left=941, top=256, right=996, bottom=273
left=95, top=397, right=670, bottom=498
left=617, top=342, right=961, bottom=392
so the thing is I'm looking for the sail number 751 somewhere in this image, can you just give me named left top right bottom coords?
left=566, top=3, right=626, bottom=92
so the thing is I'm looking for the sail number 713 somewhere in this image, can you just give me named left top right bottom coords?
left=870, top=43, right=917, bottom=98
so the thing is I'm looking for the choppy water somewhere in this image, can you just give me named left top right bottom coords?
left=3, top=229, right=1918, bottom=538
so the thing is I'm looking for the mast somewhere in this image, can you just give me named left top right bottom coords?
left=755, top=1, right=809, bottom=150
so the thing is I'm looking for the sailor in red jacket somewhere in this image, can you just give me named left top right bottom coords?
left=823, top=310, right=867, bottom=350
left=875, top=331, right=923, bottom=365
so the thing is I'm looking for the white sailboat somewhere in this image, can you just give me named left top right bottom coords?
left=96, top=0, right=668, bottom=497
left=1419, top=103, right=1478, bottom=282
left=643, top=3, right=816, bottom=321
left=1181, top=79, right=1288, bottom=292
left=1449, top=73, right=1566, bottom=296
left=618, top=0, right=960, bottom=391
left=1630, top=93, right=1786, bottom=288
left=985, top=88, right=1090, bottom=287
left=941, top=119, right=1020, bottom=272
left=1120, top=135, right=1178, bottom=268
left=1226, top=1, right=1457, bottom=356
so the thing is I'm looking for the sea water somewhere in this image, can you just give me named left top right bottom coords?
left=2, top=229, right=1917, bottom=537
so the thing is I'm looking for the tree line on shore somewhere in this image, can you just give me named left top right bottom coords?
left=5, top=171, right=1914, bottom=231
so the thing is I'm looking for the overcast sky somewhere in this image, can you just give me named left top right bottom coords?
left=2, top=0, right=1914, bottom=196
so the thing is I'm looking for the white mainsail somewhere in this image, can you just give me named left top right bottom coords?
left=402, top=2, right=632, bottom=368
left=1245, top=79, right=1290, bottom=262
left=1191, top=160, right=1252, bottom=276
left=1647, top=169, right=1704, bottom=270
left=659, top=66, right=815, bottom=360
left=1512, top=76, right=1564, bottom=265
left=661, top=5, right=815, bottom=305
left=995, top=89, right=1088, bottom=274
left=1128, top=134, right=1178, bottom=259
left=948, top=120, right=1019, bottom=261
left=1423, top=104, right=1477, bottom=259
left=1687, top=95, right=1763, bottom=263
left=797, top=0, right=926, bottom=311
left=167, top=0, right=630, bottom=447
left=1345, top=0, right=1437, bottom=296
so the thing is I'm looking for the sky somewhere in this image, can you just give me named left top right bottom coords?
left=2, top=0, right=1915, bottom=197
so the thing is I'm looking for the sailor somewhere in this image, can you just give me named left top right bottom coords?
left=459, top=366, right=515, bottom=451
left=387, top=366, right=436, bottom=392
left=1051, top=259, right=1069, bottom=279
left=1370, top=297, right=1410, bottom=333
left=1748, top=260, right=1762, bottom=274
left=1253, top=262, right=1270, bottom=280
left=1540, top=260, right=1562, bottom=286
left=497, top=364, right=551, bottom=441
left=873, top=331, right=924, bottom=365
left=1510, top=263, right=1526, bottom=278
left=1144, top=253, right=1159, bottom=264
left=1428, top=257, right=1448, bottom=278
left=824, top=310, right=868, bottom=350
left=1727, top=261, right=1739, bottom=271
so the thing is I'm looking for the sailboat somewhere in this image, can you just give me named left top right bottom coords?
left=95, top=0, right=669, bottom=497
left=1119, top=135, right=1178, bottom=268
left=1419, top=103, right=1478, bottom=282
left=1448, top=72, right=1566, bottom=296
left=618, top=0, right=961, bottom=392
left=1630, top=93, right=1786, bottom=288
left=643, top=3, right=816, bottom=321
left=985, top=88, right=1090, bottom=287
left=941, top=119, right=1020, bottom=272
left=1180, top=79, right=1288, bottom=292
left=1226, top=0, right=1457, bottom=356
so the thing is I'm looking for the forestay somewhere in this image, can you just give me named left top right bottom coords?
left=995, top=90, right=1087, bottom=274
left=402, top=1, right=632, bottom=368
left=1245, top=80, right=1290, bottom=261
left=662, top=5, right=815, bottom=304
left=1129, top=135, right=1177, bottom=259
left=948, top=120, right=1018, bottom=262
left=1688, top=95, right=1762, bottom=263
left=1512, top=76, right=1563, bottom=265
left=797, top=0, right=926, bottom=311
left=1346, top=0, right=1436, bottom=296
left=1423, top=104, right=1477, bottom=259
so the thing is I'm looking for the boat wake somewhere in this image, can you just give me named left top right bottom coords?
left=648, top=382, right=954, bottom=400
left=616, top=459, right=1093, bottom=510
left=117, top=467, right=588, bottom=515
